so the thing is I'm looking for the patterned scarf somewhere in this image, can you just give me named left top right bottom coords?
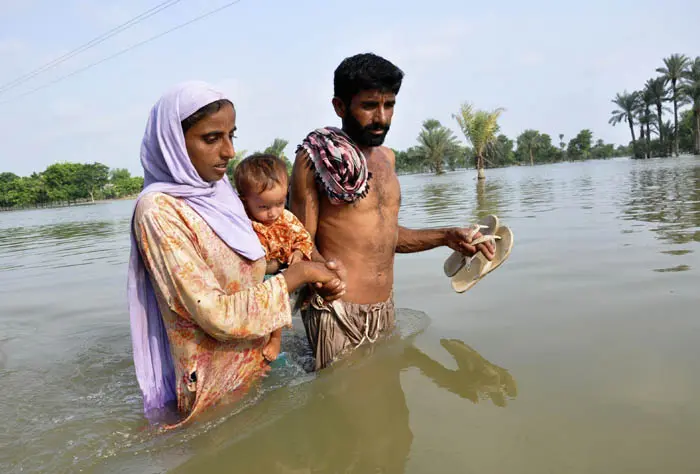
left=296, top=127, right=371, bottom=204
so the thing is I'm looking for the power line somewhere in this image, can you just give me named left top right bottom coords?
left=0, top=0, right=184, bottom=95
left=0, top=0, right=244, bottom=105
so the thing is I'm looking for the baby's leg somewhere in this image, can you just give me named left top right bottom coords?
left=263, top=328, right=282, bottom=361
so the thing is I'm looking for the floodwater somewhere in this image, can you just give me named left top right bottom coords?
left=1, top=156, right=698, bottom=473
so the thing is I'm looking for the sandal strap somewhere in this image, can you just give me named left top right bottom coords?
left=471, top=234, right=501, bottom=246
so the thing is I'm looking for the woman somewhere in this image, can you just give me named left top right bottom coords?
left=127, top=81, right=344, bottom=427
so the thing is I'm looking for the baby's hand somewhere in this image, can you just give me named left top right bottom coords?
left=288, top=250, right=305, bottom=266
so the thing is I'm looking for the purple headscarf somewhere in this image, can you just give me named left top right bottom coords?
left=127, top=81, right=265, bottom=417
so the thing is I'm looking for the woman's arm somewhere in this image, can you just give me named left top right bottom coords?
left=135, top=205, right=329, bottom=343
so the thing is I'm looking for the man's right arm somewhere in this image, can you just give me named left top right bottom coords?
left=289, top=151, right=346, bottom=298
left=290, top=153, right=331, bottom=265
left=290, top=150, right=322, bottom=253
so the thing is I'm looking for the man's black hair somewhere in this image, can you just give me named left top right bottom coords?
left=333, top=53, right=404, bottom=105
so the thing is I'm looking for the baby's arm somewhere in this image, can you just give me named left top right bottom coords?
left=284, top=210, right=315, bottom=262
left=266, top=259, right=282, bottom=274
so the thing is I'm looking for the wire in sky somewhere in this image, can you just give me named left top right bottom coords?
left=0, top=0, right=244, bottom=105
left=0, top=0, right=184, bottom=95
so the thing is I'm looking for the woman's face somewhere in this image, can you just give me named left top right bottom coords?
left=184, top=102, right=236, bottom=182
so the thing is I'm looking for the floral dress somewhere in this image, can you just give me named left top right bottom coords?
left=252, top=209, right=314, bottom=264
left=133, top=192, right=291, bottom=426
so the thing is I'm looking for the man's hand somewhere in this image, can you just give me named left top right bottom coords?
left=314, top=258, right=347, bottom=301
left=444, top=227, right=495, bottom=260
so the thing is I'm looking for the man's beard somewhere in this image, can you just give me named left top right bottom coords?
left=342, top=113, right=390, bottom=147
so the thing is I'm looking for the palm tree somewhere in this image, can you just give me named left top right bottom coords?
left=652, top=121, right=674, bottom=157
left=657, top=54, right=690, bottom=156
left=638, top=88, right=655, bottom=158
left=453, top=103, right=505, bottom=180
left=680, top=56, right=700, bottom=155
left=414, top=119, right=460, bottom=175
left=645, top=77, right=669, bottom=155
left=264, top=138, right=289, bottom=158
left=226, top=149, right=247, bottom=182
left=263, top=138, right=293, bottom=174
left=517, top=130, right=543, bottom=165
left=609, top=91, right=641, bottom=155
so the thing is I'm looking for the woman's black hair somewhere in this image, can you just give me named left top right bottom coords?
left=181, top=99, right=234, bottom=134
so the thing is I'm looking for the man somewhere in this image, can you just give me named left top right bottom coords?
left=290, top=52, right=495, bottom=370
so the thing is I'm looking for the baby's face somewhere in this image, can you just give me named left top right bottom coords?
left=244, top=183, right=287, bottom=226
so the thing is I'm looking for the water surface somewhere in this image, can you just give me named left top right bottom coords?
left=1, top=156, right=698, bottom=473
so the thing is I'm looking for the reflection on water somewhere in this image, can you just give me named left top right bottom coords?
left=170, top=309, right=516, bottom=474
left=474, top=179, right=508, bottom=222
left=621, top=163, right=699, bottom=251
left=406, top=338, right=517, bottom=408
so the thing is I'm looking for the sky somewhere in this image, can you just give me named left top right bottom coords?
left=0, top=0, right=698, bottom=177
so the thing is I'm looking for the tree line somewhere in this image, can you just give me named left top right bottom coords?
left=0, top=137, right=292, bottom=211
left=391, top=116, right=628, bottom=178
left=0, top=163, right=143, bottom=211
left=232, top=119, right=629, bottom=182
left=6, top=56, right=696, bottom=211
left=610, top=53, right=699, bottom=158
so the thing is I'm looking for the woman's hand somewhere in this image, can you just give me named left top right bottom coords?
left=313, top=259, right=346, bottom=302
left=282, top=260, right=345, bottom=298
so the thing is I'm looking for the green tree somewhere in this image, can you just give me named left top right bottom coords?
left=680, top=56, right=700, bottom=155
left=109, top=169, right=143, bottom=197
left=110, top=168, right=132, bottom=182
left=453, top=103, right=505, bottom=180
left=637, top=88, right=655, bottom=158
left=656, top=54, right=691, bottom=156
left=645, top=77, right=669, bottom=155
left=413, top=119, right=461, bottom=175
left=567, top=129, right=593, bottom=160
left=226, top=149, right=247, bottom=182
left=0, top=172, right=20, bottom=208
left=558, top=133, right=566, bottom=157
left=677, top=109, right=695, bottom=153
left=651, top=120, right=674, bottom=156
left=609, top=91, right=641, bottom=156
left=263, top=138, right=293, bottom=175
left=484, top=134, right=515, bottom=167
left=80, top=162, right=109, bottom=202
left=43, top=162, right=84, bottom=203
left=591, top=139, right=616, bottom=159
left=516, top=129, right=543, bottom=165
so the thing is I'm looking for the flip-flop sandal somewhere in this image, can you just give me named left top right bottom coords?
left=451, top=224, right=514, bottom=293
left=443, top=215, right=499, bottom=278
left=481, top=224, right=514, bottom=276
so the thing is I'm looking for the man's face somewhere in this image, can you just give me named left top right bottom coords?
left=334, top=89, right=396, bottom=147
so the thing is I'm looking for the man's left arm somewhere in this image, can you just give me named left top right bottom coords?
left=387, top=147, right=495, bottom=259
left=396, top=226, right=495, bottom=259
left=384, top=148, right=444, bottom=253
left=396, top=226, right=447, bottom=253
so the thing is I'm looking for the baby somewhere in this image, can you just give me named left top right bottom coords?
left=234, top=153, right=315, bottom=362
